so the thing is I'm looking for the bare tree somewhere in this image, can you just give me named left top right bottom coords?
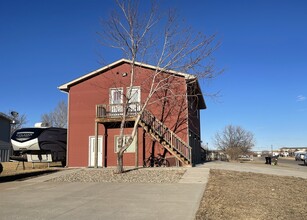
left=9, top=111, right=28, bottom=134
left=41, top=100, right=67, bottom=128
left=214, top=125, right=255, bottom=160
left=99, top=0, right=220, bottom=173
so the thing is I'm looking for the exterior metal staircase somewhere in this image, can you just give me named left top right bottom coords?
left=139, top=109, right=192, bottom=166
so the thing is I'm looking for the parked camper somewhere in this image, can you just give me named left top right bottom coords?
left=10, top=127, right=67, bottom=166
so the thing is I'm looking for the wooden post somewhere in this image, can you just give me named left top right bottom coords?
left=135, top=127, right=138, bottom=167
left=103, top=126, right=107, bottom=168
left=94, top=121, right=99, bottom=168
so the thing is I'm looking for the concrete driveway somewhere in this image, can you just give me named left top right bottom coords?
left=0, top=168, right=209, bottom=220
left=2, top=159, right=305, bottom=220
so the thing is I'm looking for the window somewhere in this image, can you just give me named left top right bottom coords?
left=114, top=135, right=136, bottom=153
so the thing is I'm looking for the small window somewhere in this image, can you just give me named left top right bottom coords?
left=114, top=135, right=136, bottom=153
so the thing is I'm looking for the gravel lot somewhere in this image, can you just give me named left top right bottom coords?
left=47, top=168, right=187, bottom=183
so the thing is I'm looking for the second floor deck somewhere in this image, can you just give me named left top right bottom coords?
left=95, top=103, right=141, bottom=123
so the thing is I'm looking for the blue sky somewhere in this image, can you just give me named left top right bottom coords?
left=1, top=0, right=306, bottom=151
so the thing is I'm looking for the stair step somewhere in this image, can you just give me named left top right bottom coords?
left=138, top=110, right=191, bottom=165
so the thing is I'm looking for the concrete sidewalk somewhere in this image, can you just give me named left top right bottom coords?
left=199, top=160, right=307, bottom=179
left=0, top=167, right=210, bottom=220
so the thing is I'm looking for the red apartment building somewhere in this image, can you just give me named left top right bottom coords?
left=59, top=59, right=206, bottom=167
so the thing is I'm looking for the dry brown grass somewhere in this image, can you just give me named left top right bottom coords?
left=196, top=169, right=307, bottom=220
left=0, top=161, right=62, bottom=177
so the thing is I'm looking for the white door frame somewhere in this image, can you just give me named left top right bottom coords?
left=110, top=88, right=123, bottom=114
left=88, top=136, right=103, bottom=167
left=127, top=86, right=141, bottom=112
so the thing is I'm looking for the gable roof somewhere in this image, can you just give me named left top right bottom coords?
left=58, top=59, right=206, bottom=109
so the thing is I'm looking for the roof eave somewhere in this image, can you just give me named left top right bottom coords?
left=58, top=58, right=197, bottom=92
left=58, top=59, right=129, bottom=92
left=0, top=112, right=13, bottom=122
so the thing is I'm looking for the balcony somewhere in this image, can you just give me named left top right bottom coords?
left=96, top=103, right=141, bottom=123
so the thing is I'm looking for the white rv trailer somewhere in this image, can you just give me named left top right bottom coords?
left=10, top=127, right=67, bottom=166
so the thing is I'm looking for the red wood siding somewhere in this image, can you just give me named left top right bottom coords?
left=66, top=62, right=197, bottom=167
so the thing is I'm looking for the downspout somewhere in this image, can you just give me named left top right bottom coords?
left=135, top=127, right=138, bottom=167
left=103, top=125, right=107, bottom=168
left=185, top=79, right=192, bottom=166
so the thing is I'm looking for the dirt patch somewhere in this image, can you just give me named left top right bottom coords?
left=195, top=169, right=307, bottom=220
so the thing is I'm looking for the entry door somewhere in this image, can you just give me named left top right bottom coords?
left=127, top=87, right=140, bottom=113
left=89, top=136, right=103, bottom=167
left=110, top=88, right=123, bottom=115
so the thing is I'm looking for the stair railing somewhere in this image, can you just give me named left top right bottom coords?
left=140, top=109, right=191, bottom=163
left=96, top=104, right=192, bottom=163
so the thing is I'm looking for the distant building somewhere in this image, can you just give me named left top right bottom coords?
left=0, top=112, right=12, bottom=162
left=279, top=147, right=307, bottom=157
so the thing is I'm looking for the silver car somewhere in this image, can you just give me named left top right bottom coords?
left=295, top=153, right=305, bottom=161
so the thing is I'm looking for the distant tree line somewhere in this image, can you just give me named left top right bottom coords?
left=41, top=100, right=67, bottom=128
left=7, top=100, right=67, bottom=135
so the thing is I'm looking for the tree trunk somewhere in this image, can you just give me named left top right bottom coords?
left=115, top=137, right=134, bottom=173
left=116, top=151, right=124, bottom=173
